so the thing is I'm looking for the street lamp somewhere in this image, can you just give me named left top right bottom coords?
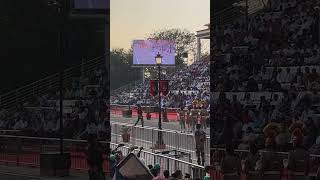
left=155, top=52, right=164, bottom=147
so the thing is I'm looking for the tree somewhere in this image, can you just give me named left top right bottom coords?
left=110, top=48, right=130, bottom=90
left=148, top=29, right=196, bottom=67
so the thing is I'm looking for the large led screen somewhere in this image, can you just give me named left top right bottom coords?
left=133, top=40, right=175, bottom=66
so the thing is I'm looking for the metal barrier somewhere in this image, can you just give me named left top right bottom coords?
left=110, top=121, right=210, bottom=164
left=109, top=143, right=205, bottom=178
left=210, top=147, right=320, bottom=180
left=0, top=135, right=204, bottom=179
left=0, top=135, right=110, bottom=175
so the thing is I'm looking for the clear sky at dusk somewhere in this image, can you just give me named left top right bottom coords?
left=110, top=0, right=210, bottom=50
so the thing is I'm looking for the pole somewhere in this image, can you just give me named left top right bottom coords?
left=318, top=11, right=320, bottom=45
left=245, top=0, right=248, bottom=33
left=59, top=71, right=64, bottom=155
left=158, top=65, right=163, bottom=145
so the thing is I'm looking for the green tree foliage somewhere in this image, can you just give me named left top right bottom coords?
left=148, top=29, right=196, bottom=67
left=110, top=48, right=136, bottom=90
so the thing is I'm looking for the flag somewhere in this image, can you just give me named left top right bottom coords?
left=150, top=80, right=158, bottom=96
left=161, top=80, right=169, bottom=96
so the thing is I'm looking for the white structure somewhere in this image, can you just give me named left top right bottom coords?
left=196, top=24, right=210, bottom=61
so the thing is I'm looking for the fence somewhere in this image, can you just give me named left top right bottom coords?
left=109, top=143, right=205, bottom=178
left=0, top=56, right=105, bottom=111
left=0, top=135, right=204, bottom=179
left=0, top=135, right=109, bottom=175
left=110, top=121, right=210, bottom=165
left=210, top=147, right=320, bottom=179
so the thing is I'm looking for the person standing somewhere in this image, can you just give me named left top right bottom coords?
left=288, top=125, right=309, bottom=180
left=260, top=123, right=282, bottom=180
left=177, top=106, right=186, bottom=133
left=195, top=124, right=206, bottom=165
left=134, top=104, right=144, bottom=127
left=191, top=102, right=199, bottom=132
left=220, top=144, right=241, bottom=180
left=184, top=107, right=190, bottom=132
left=200, top=103, right=208, bottom=130
left=86, top=135, right=105, bottom=180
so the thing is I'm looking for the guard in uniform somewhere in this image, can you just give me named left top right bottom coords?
left=200, top=103, right=208, bottom=130
left=288, top=123, right=309, bottom=180
left=195, top=124, right=206, bottom=165
left=177, top=106, right=186, bottom=133
left=186, top=107, right=192, bottom=132
left=260, top=123, right=282, bottom=180
left=191, top=101, right=199, bottom=132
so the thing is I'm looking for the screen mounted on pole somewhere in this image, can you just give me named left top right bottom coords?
left=133, top=40, right=175, bottom=66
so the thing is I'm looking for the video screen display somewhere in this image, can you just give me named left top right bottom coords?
left=133, top=40, right=175, bottom=66
left=74, top=0, right=109, bottom=9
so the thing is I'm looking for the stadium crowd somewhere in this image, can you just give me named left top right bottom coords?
left=0, top=65, right=110, bottom=140
left=211, top=0, right=320, bottom=178
left=111, top=59, right=210, bottom=109
left=212, top=0, right=320, bottom=148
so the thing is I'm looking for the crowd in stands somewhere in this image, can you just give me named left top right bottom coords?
left=212, top=0, right=320, bottom=156
left=0, top=65, right=110, bottom=140
left=111, top=59, right=210, bottom=109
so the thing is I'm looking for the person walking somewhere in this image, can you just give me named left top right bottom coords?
left=134, top=104, right=144, bottom=127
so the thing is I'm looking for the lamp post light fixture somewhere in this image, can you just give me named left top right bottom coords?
left=155, top=52, right=164, bottom=147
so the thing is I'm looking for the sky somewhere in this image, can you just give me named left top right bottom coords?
left=110, top=0, right=210, bottom=50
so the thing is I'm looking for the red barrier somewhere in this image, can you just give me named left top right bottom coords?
left=110, top=105, right=179, bottom=121
left=0, top=147, right=110, bottom=175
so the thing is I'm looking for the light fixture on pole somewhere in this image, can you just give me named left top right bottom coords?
left=155, top=52, right=164, bottom=148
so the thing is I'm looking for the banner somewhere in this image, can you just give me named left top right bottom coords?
left=161, top=80, right=169, bottom=96
left=150, top=80, right=169, bottom=96
left=149, top=80, right=158, bottom=96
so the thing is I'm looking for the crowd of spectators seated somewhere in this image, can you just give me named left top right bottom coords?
left=0, top=65, right=110, bottom=140
left=212, top=0, right=320, bottom=155
left=111, top=59, right=210, bottom=109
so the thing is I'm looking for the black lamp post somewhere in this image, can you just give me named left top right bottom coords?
left=49, top=0, right=65, bottom=155
left=155, top=52, right=164, bottom=146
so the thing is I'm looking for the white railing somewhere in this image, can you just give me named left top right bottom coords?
left=110, top=121, right=210, bottom=164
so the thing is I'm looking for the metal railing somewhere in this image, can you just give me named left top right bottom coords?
left=0, top=135, right=204, bottom=178
left=110, top=143, right=205, bottom=178
left=0, top=56, right=105, bottom=111
left=110, top=121, right=210, bottom=165
left=0, top=135, right=109, bottom=174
